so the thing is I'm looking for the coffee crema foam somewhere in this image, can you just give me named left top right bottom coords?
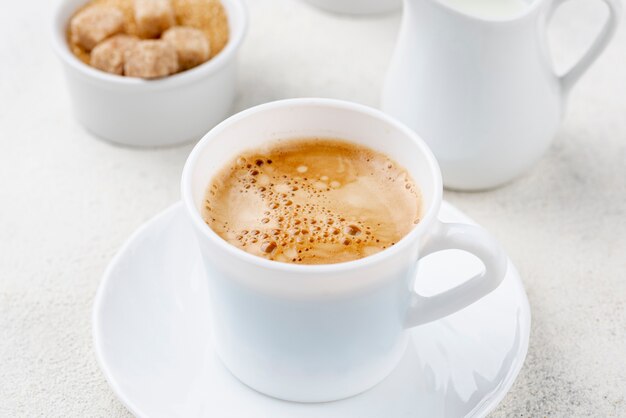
left=203, top=138, right=422, bottom=265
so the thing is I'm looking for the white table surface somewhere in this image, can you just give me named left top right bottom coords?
left=1, top=0, right=625, bottom=416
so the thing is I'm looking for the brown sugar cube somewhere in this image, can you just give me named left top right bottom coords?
left=162, top=26, right=210, bottom=71
left=134, top=0, right=176, bottom=38
left=90, top=35, right=140, bottom=75
left=70, top=6, right=124, bottom=51
left=124, top=39, right=179, bottom=79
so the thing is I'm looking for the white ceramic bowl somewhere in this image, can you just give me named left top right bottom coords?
left=51, top=0, right=247, bottom=147
left=303, top=0, right=402, bottom=15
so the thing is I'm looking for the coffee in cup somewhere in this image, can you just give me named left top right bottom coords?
left=202, top=138, right=422, bottom=264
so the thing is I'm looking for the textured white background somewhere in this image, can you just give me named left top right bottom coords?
left=1, top=0, right=625, bottom=416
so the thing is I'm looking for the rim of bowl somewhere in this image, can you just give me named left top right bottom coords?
left=50, top=0, right=248, bottom=90
left=181, top=98, right=444, bottom=274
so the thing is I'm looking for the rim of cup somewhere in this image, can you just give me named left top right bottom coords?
left=50, top=0, right=248, bottom=90
left=181, top=98, right=444, bottom=274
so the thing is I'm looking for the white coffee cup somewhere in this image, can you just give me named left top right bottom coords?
left=181, top=98, right=507, bottom=402
left=51, top=0, right=247, bottom=147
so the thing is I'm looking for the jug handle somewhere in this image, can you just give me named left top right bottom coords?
left=545, top=0, right=622, bottom=94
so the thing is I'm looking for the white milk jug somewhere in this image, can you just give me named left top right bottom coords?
left=382, top=0, right=621, bottom=190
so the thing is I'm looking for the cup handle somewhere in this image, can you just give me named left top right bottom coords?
left=546, top=0, right=621, bottom=94
left=405, top=220, right=508, bottom=328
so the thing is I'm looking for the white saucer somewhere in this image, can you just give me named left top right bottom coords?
left=93, top=201, right=530, bottom=418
